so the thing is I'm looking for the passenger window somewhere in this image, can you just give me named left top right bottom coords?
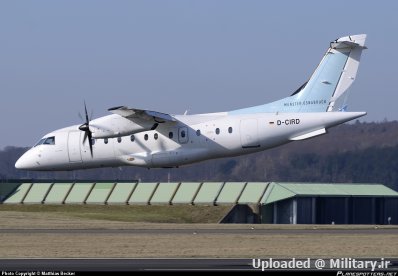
left=196, top=130, right=201, bottom=136
left=130, top=135, right=135, bottom=142
left=154, top=133, right=158, bottom=140
left=117, top=137, right=122, bottom=143
left=181, top=130, right=186, bottom=138
left=43, top=136, right=55, bottom=145
left=169, top=132, right=173, bottom=139
left=104, top=138, right=108, bottom=144
left=228, top=127, right=233, bottom=134
left=144, top=134, right=148, bottom=141
left=91, top=138, right=96, bottom=145
left=215, top=128, right=220, bottom=135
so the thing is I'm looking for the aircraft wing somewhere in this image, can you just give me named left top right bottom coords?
left=108, top=106, right=177, bottom=123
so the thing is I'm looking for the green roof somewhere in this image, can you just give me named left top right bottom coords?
left=262, top=183, right=296, bottom=204
left=238, top=182, right=269, bottom=204
left=1, top=181, right=397, bottom=205
left=263, top=182, right=398, bottom=204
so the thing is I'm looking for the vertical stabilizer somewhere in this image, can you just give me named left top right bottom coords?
left=326, top=34, right=367, bottom=111
left=230, top=34, right=367, bottom=115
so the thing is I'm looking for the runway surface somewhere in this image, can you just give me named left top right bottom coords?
left=1, top=227, right=398, bottom=271
left=1, top=258, right=398, bottom=271
left=0, top=258, right=252, bottom=271
left=1, top=227, right=398, bottom=235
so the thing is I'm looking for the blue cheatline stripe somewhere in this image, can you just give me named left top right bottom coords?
left=229, top=50, right=350, bottom=115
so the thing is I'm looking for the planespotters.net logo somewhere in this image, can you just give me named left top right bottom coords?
left=252, top=258, right=392, bottom=272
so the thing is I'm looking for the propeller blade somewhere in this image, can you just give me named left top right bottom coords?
left=84, top=101, right=89, bottom=124
left=82, top=129, right=88, bottom=143
left=87, top=130, right=93, bottom=157
left=79, top=101, right=94, bottom=158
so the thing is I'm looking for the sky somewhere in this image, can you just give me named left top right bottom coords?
left=0, top=0, right=397, bottom=148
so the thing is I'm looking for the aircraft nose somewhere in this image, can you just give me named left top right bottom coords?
left=15, top=152, right=36, bottom=170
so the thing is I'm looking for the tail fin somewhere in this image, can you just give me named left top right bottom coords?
left=325, top=34, right=367, bottom=111
left=230, top=34, right=367, bottom=114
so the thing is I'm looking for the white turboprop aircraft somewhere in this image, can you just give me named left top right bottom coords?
left=16, top=34, right=367, bottom=171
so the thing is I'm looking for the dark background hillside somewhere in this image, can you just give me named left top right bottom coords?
left=2, top=121, right=398, bottom=191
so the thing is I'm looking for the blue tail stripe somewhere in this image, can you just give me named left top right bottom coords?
left=229, top=50, right=350, bottom=115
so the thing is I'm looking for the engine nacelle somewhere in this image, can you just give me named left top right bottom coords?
left=89, top=114, right=156, bottom=139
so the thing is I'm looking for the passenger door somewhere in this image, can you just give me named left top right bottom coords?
left=240, top=119, right=260, bottom=148
left=67, top=131, right=82, bottom=162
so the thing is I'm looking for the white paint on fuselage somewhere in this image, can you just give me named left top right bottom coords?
left=15, top=111, right=366, bottom=171
left=14, top=34, right=368, bottom=171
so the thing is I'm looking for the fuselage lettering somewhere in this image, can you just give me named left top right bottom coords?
left=277, top=119, right=300, bottom=126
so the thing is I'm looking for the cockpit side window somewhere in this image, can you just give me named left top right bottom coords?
left=43, top=136, right=55, bottom=145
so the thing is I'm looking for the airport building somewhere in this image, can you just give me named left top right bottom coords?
left=0, top=180, right=397, bottom=225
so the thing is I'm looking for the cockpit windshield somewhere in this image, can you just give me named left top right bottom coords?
left=33, top=136, right=55, bottom=147
left=34, top=138, right=45, bottom=147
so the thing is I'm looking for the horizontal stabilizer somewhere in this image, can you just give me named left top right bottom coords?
left=290, top=128, right=326, bottom=141
left=330, top=34, right=367, bottom=49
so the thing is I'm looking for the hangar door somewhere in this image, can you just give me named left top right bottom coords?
left=240, top=119, right=260, bottom=148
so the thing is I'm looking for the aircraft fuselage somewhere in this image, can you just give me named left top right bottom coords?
left=15, top=34, right=368, bottom=171
left=15, top=111, right=365, bottom=171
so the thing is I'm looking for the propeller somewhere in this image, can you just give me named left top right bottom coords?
left=78, top=101, right=93, bottom=157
